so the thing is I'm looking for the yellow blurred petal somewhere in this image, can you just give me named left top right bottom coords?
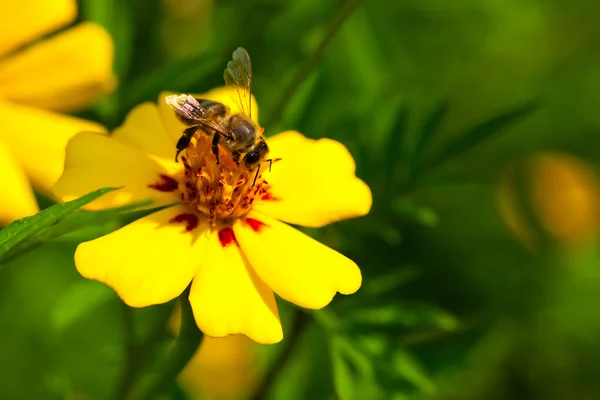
left=75, top=206, right=208, bottom=307
left=255, top=131, right=372, bottom=227
left=189, top=229, right=282, bottom=344
left=0, top=140, right=38, bottom=226
left=0, top=22, right=116, bottom=112
left=53, top=132, right=180, bottom=210
left=112, top=102, right=178, bottom=163
left=157, top=86, right=260, bottom=146
left=0, top=100, right=105, bottom=194
left=0, top=0, right=76, bottom=57
left=233, top=212, right=362, bottom=309
left=179, top=336, right=260, bottom=400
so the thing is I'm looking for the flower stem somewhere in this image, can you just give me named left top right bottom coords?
left=136, top=287, right=203, bottom=400
left=250, top=309, right=311, bottom=400
left=264, top=0, right=362, bottom=128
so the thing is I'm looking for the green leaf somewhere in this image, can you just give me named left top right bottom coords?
left=361, top=267, right=420, bottom=298
left=0, top=187, right=118, bottom=264
left=50, top=280, right=117, bottom=335
left=409, top=101, right=448, bottom=172
left=391, top=349, right=435, bottom=394
left=331, top=334, right=380, bottom=400
left=391, top=198, right=439, bottom=227
left=347, top=303, right=459, bottom=332
left=423, top=100, right=539, bottom=172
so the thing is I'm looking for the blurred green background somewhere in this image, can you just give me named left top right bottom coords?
left=4, top=0, right=600, bottom=398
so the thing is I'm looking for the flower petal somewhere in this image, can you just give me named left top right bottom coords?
left=254, top=131, right=372, bottom=227
left=75, top=206, right=208, bottom=307
left=233, top=212, right=362, bottom=309
left=0, top=100, right=106, bottom=194
left=53, top=132, right=180, bottom=210
left=0, top=0, right=76, bottom=58
left=0, top=22, right=115, bottom=112
left=157, top=86, right=260, bottom=146
left=189, top=228, right=282, bottom=344
left=0, top=140, right=38, bottom=226
left=112, top=102, right=178, bottom=165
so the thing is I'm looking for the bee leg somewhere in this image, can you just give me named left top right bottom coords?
left=212, top=131, right=221, bottom=164
left=175, top=127, right=197, bottom=162
left=251, top=164, right=261, bottom=188
left=232, top=152, right=241, bottom=166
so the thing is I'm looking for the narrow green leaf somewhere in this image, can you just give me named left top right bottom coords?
left=410, top=101, right=448, bottom=172
left=391, top=350, right=435, bottom=394
left=424, top=100, right=539, bottom=172
left=0, top=187, right=117, bottom=264
left=347, top=303, right=459, bottom=332
left=382, top=106, right=409, bottom=175
left=391, top=198, right=438, bottom=227
left=362, top=267, right=420, bottom=298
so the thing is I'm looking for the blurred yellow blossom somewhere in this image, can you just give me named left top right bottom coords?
left=53, top=86, right=372, bottom=344
left=0, top=0, right=115, bottom=225
left=169, top=306, right=260, bottom=399
left=499, top=152, right=600, bottom=248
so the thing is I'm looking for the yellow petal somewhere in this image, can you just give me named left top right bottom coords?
left=0, top=140, right=38, bottom=226
left=0, top=22, right=116, bottom=112
left=75, top=206, right=208, bottom=307
left=189, top=228, right=282, bottom=344
left=0, top=0, right=76, bottom=58
left=53, top=132, right=180, bottom=210
left=233, top=211, right=362, bottom=309
left=0, top=100, right=105, bottom=194
left=157, top=86, right=260, bottom=146
left=255, top=131, right=372, bottom=227
left=112, top=102, right=178, bottom=164
left=178, top=336, right=259, bottom=400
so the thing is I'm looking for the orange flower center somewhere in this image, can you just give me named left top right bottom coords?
left=178, top=135, right=271, bottom=224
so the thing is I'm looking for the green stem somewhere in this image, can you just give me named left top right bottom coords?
left=250, top=309, right=311, bottom=400
left=264, top=0, right=362, bottom=128
left=137, top=288, right=203, bottom=400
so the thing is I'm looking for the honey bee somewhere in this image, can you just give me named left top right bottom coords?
left=166, top=47, right=271, bottom=184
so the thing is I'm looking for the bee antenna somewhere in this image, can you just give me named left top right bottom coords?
left=267, top=158, right=273, bottom=172
left=252, top=164, right=261, bottom=188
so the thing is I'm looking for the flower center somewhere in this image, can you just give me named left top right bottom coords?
left=177, top=134, right=270, bottom=224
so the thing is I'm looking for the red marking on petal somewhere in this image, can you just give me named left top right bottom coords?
left=169, top=213, right=199, bottom=231
left=261, top=193, right=279, bottom=201
left=218, top=227, right=238, bottom=247
left=272, top=158, right=282, bottom=163
left=246, top=218, right=267, bottom=232
left=149, top=174, right=179, bottom=192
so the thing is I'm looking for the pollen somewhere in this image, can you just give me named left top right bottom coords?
left=178, top=134, right=269, bottom=225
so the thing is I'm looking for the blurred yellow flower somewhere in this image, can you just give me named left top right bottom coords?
left=0, top=0, right=115, bottom=225
left=499, top=152, right=600, bottom=248
left=53, top=87, right=372, bottom=344
left=169, top=307, right=260, bottom=399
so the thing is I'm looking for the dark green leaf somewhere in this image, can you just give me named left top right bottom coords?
left=409, top=101, right=448, bottom=173
left=0, top=187, right=118, bottom=264
left=347, top=303, right=459, bottom=331
left=423, top=100, right=539, bottom=172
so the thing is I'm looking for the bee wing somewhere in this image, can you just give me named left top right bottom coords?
left=165, top=94, right=230, bottom=137
left=224, top=47, right=253, bottom=119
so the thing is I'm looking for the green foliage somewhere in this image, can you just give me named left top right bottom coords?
left=0, top=187, right=117, bottom=264
left=5, top=0, right=600, bottom=399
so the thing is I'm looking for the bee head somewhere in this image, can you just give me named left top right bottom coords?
left=243, top=140, right=269, bottom=170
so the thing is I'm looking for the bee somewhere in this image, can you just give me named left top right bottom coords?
left=166, top=47, right=271, bottom=185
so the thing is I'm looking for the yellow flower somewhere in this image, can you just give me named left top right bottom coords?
left=0, top=0, right=115, bottom=225
left=53, top=87, right=372, bottom=344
